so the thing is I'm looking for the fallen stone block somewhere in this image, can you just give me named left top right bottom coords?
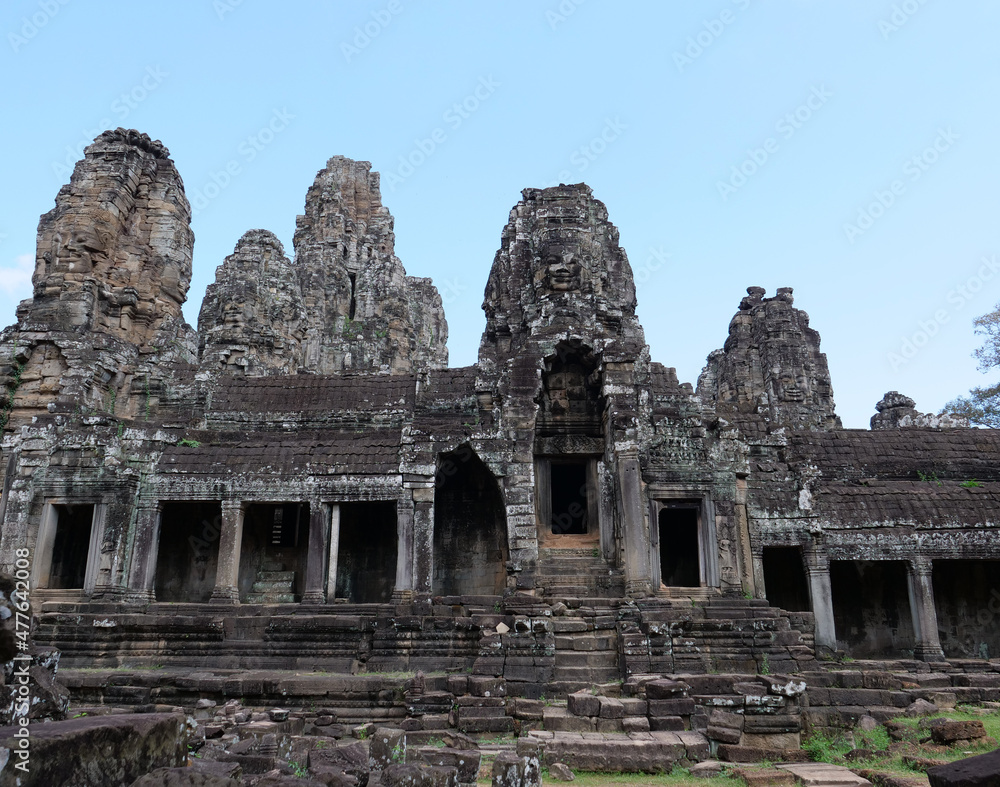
left=931, top=721, right=986, bottom=745
left=928, top=748, right=1000, bottom=787
left=130, top=768, right=241, bottom=786
left=0, top=712, right=187, bottom=787
left=492, top=751, right=541, bottom=787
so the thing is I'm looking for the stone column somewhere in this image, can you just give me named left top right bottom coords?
left=210, top=500, right=245, bottom=605
left=326, top=504, right=341, bottom=602
left=125, top=502, right=162, bottom=603
left=392, top=492, right=417, bottom=602
left=804, top=548, right=837, bottom=656
left=618, top=455, right=652, bottom=597
left=301, top=502, right=329, bottom=604
left=410, top=486, right=436, bottom=600
left=907, top=557, right=945, bottom=662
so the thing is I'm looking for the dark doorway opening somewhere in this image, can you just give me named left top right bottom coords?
left=831, top=560, right=915, bottom=658
left=933, top=559, right=1000, bottom=659
left=46, top=504, right=94, bottom=589
left=658, top=507, right=700, bottom=587
left=336, top=502, right=397, bottom=603
left=238, top=503, right=309, bottom=603
left=155, top=502, right=222, bottom=603
left=550, top=461, right=588, bottom=535
left=762, top=547, right=810, bottom=611
left=434, top=448, right=508, bottom=596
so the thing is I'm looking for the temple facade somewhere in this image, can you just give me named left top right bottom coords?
left=0, top=129, right=998, bottom=676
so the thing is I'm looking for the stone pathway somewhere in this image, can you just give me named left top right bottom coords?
left=778, top=763, right=873, bottom=787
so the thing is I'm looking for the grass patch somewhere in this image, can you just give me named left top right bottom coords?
left=803, top=706, right=1000, bottom=776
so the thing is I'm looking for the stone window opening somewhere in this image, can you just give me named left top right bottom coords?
left=155, top=501, right=221, bottom=603
left=334, top=501, right=397, bottom=603
left=238, top=503, right=310, bottom=603
left=348, top=273, right=357, bottom=320
left=550, top=460, right=588, bottom=535
left=33, top=502, right=104, bottom=595
left=762, top=546, right=810, bottom=611
left=658, top=507, right=700, bottom=587
left=830, top=560, right=915, bottom=658
left=535, top=457, right=600, bottom=545
left=649, top=496, right=720, bottom=590
left=433, top=447, right=508, bottom=596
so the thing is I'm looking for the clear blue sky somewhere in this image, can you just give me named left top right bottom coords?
left=2, top=1, right=999, bottom=428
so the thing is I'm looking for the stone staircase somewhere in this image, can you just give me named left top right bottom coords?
left=550, top=618, right=620, bottom=695
left=245, top=563, right=296, bottom=604
left=536, top=548, right=625, bottom=597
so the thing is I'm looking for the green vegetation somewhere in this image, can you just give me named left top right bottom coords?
left=943, top=299, right=1000, bottom=426
left=802, top=706, right=1000, bottom=776
left=916, top=470, right=942, bottom=485
left=177, top=438, right=201, bottom=447
left=960, top=479, right=983, bottom=488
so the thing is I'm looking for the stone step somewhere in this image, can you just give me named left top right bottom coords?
left=554, top=651, right=618, bottom=668
left=257, top=571, right=295, bottom=582
left=261, top=562, right=286, bottom=572
left=251, top=580, right=295, bottom=593
left=551, top=665, right=621, bottom=683
left=245, top=592, right=296, bottom=604
left=778, top=764, right=873, bottom=787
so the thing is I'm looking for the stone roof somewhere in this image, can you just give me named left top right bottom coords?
left=158, top=428, right=401, bottom=476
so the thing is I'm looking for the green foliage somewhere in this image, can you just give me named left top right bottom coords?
left=391, top=741, right=405, bottom=763
left=916, top=470, right=941, bottom=486
left=961, top=479, right=983, bottom=488
left=177, top=438, right=201, bottom=447
left=759, top=653, right=770, bottom=675
left=944, top=300, right=1000, bottom=426
left=288, top=759, right=308, bottom=777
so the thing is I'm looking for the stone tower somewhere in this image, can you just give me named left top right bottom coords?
left=292, top=156, right=447, bottom=374
left=0, top=128, right=195, bottom=421
left=697, top=286, right=840, bottom=430
left=198, top=230, right=305, bottom=376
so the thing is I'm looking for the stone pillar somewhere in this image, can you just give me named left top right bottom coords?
left=125, top=503, right=162, bottom=603
left=301, top=502, right=329, bottom=604
left=618, top=455, right=652, bottom=597
left=392, top=492, right=417, bottom=602
left=804, top=549, right=837, bottom=656
left=907, top=557, right=945, bottom=662
left=326, top=504, right=340, bottom=602
left=210, top=500, right=245, bottom=604
left=410, top=486, right=435, bottom=600
left=734, top=476, right=757, bottom=597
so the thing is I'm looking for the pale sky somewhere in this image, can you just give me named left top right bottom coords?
left=2, top=1, right=999, bottom=428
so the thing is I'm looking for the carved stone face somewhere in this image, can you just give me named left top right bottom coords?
left=542, top=249, right=583, bottom=293
left=53, top=229, right=109, bottom=273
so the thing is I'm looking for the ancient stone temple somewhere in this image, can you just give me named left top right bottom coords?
left=1, top=131, right=999, bottom=769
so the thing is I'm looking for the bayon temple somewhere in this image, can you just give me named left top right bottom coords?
left=0, top=129, right=998, bottom=779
